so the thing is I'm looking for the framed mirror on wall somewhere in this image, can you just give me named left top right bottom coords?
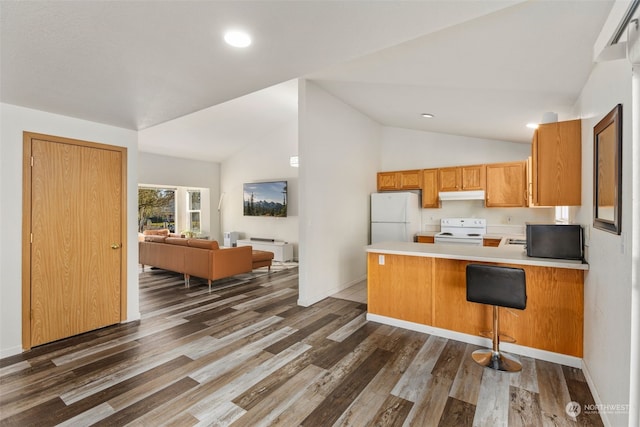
left=593, top=104, right=622, bottom=234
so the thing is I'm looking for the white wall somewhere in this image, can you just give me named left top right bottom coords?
left=574, top=58, right=633, bottom=426
left=381, top=126, right=532, bottom=170
left=381, top=126, right=554, bottom=229
left=298, top=80, right=381, bottom=306
left=138, top=152, right=220, bottom=239
left=220, top=120, right=298, bottom=253
left=0, top=103, right=139, bottom=358
left=630, top=58, right=640, bottom=427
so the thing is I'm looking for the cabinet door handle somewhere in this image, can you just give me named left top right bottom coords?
left=111, top=243, right=121, bottom=249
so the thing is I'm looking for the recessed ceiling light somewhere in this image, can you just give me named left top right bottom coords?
left=224, top=30, right=252, bottom=48
left=421, top=113, right=434, bottom=118
left=526, top=123, right=539, bottom=129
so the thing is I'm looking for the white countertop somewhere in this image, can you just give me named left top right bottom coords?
left=366, top=241, right=588, bottom=270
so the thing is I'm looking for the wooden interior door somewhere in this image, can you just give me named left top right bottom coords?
left=24, top=133, right=126, bottom=348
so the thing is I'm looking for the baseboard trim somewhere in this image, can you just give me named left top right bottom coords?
left=298, top=274, right=366, bottom=307
left=0, top=344, right=23, bottom=358
left=125, top=312, right=141, bottom=322
left=581, top=359, right=612, bottom=427
left=366, top=313, right=582, bottom=368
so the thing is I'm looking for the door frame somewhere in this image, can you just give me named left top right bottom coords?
left=21, top=132, right=128, bottom=350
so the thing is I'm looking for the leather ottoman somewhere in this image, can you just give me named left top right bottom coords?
left=252, top=250, right=274, bottom=270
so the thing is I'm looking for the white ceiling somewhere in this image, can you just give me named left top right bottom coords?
left=311, top=0, right=616, bottom=144
left=1, top=1, right=616, bottom=162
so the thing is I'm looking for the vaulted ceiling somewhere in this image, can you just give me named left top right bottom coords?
left=1, top=1, right=616, bottom=162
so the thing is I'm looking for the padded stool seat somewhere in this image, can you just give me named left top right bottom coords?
left=466, top=264, right=526, bottom=372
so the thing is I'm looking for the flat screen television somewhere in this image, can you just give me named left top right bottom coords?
left=243, top=181, right=287, bottom=217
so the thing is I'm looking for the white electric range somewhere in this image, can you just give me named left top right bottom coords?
left=434, top=218, right=487, bottom=246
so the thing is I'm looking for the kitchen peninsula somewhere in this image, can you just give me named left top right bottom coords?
left=366, top=242, right=588, bottom=366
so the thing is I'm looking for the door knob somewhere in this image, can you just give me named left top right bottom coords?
left=111, top=243, right=121, bottom=249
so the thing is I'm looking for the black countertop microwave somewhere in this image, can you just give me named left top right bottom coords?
left=525, top=224, right=584, bottom=261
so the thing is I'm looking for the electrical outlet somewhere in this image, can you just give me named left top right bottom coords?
left=378, top=255, right=385, bottom=265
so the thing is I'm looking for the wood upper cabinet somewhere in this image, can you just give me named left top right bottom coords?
left=438, top=165, right=485, bottom=192
left=485, top=161, right=528, bottom=207
left=461, top=165, right=485, bottom=190
left=530, top=119, right=581, bottom=206
left=399, top=170, right=421, bottom=189
left=377, top=170, right=421, bottom=191
left=421, top=168, right=440, bottom=208
left=377, top=172, right=398, bottom=191
left=438, top=167, right=460, bottom=192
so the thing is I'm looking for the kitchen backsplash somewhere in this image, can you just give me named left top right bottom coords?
left=420, top=199, right=555, bottom=232
left=486, top=224, right=525, bottom=235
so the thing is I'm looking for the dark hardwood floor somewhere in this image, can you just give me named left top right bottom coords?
left=1, top=267, right=603, bottom=426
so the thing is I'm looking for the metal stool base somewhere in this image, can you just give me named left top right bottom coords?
left=472, top=349, right=522, bottom=372
left=478, top=330, right=516, bottom=343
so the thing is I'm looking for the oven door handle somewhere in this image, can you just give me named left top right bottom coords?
left=434, top=238, right=483, bottom=246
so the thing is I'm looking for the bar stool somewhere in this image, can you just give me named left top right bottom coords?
left=466, top=263, right=527, bottom=372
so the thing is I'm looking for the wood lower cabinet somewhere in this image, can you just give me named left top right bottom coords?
left=421, top=168, right=440, bottom=208
left=416, top=235, right=435, bottom=243
left=367, top=253, right=432, bottom=325
left=377, top=170, right=421, bottom=191
left=482, top=238, right=501, bottom=247
left=438, top=165, right=485, bottom=192
left=368, top=253, right=584, bottom=357
left=485, top=161, right=527, bottom=207
left=531, top=119, right=581, bottom=206
left=432, top=258, right=583, bottom=357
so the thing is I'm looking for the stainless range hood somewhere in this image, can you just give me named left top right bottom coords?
left=438, top=190, right=485, bottom=201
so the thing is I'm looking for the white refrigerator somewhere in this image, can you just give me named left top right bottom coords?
left=371, top=192, right=420, bottom=243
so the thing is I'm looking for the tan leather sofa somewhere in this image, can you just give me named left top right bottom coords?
left=138, top=228, right=183, bottom=242
left=139, top=236, right=254, bottom=291
left=143, top=228, right=182, bottom=237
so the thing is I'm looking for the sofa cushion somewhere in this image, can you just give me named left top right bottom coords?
left=144, top=235, right=167, bottom=243
left=188, top=239, right=219, bottom=250
left=166, top=237, right=189, bottom=246
left=143, top=229, right=170, bottom=236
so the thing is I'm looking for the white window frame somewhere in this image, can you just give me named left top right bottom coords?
left=186, top=189, right=202, bottom=233
left=138, top=185, right=177, bottom=232
left=139, top=185, right=209, bottom=237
